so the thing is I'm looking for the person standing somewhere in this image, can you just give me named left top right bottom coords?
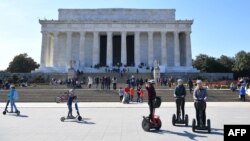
left=88, top=76, right=93, bottom=88
left=67, top=89, right=76, bottom=118
left=123, top=84, right=130, bottom=104
left=174, top=79, right=186, bottom=121
left=139, top=88, right=144, bottom=103
left=188, top=78, right=194, bottom=94
left=118, top=87, right=124, bottom=102
left=136, top=85, right=142, bottom=103
left=112, top=77, right=117, bottom=90
left=129, top=87, right=135, bottom=102
left=193, top=80, right=207, bottom=126
left=239, top=84, right=246, bottom=101
left=95, top=77, right=99, bottom=89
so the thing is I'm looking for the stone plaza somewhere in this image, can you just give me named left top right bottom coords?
left=1, top=102, right=250, bottom=141
left=37, top=9, right=198, bottom=73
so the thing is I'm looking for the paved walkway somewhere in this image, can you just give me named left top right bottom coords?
left=0, top=102, right=250, bottom=141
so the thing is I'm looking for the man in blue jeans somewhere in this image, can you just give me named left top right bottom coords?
left=67, top=89, right=76, bottom=118
left=6, top=85, right=19, bottom=113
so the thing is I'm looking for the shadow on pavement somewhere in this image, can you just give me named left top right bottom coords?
left=194, top=128, right=223, bottom=136
left=151, top=130, right=207, bottom=141
left=18, top=115, right=29, bottom=118
left=62, top=117, right=95, bottom=124
left=3, top=113, right=29, bottom=118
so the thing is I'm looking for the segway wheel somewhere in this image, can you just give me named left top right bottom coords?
left=60, top=117, right=65, bottom=122
left=17, top=111, right=20, bottom=116
left=207, top=119, right=211, bottom=133
left=3, top=111, right=6, bottom=115
left=155, top=119, right=162, bottom=130
left=78, top=116, right=82, bottom=121
left=192, top=119, right=196, bottom=132
left=172, top=114, right=176, bottom=126
left=142, top=118, right=150, bottom=132
left=185, top=114, right=189, bottom=127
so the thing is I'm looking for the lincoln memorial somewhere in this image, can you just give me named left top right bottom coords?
left=37, top=8, right=198, bottom=73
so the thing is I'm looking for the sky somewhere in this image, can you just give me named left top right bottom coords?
left=0, top=0, right=250, bottom=70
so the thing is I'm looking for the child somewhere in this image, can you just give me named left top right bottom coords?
left=136, top=85, right=142, bottom=103
left=139, top=89, right=144, bottom=103
left=129, top=87, right=135, bottom=102
left=118, top=87, right=124, bottom=102
left=67, top=89, right=76, bottom=118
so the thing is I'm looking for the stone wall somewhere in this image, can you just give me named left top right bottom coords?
left=163, top=72, right=234, bottom=81
left=58, top=9, right=176, bottom=21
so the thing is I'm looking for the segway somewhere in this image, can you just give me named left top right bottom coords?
left=172, top=97, right=188, bottom=126
left=61, top=98, right=82, bottom=122
left=3, top=100, right=20, bottom=116
left=192, top=99, right=211, bottom=133
left=142, top=96, right=162, bottom=132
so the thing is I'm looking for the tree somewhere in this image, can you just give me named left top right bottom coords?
left=7, top=53, right=39, bottom=73
left=217, top=55, right=235, bottom=72
left=193, top=54, right=209, bottom=72
left=193, top=54, right=229, bottom=73
left=233, top=51, right=250, bottom=77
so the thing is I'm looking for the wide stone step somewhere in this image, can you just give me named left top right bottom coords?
left=0, top=89, right=246, bottom=102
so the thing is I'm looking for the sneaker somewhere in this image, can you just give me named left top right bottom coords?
left=70, top=115, right=76, bottom=119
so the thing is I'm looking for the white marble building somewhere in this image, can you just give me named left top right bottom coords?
left=37, top=8, right=198, bottom=73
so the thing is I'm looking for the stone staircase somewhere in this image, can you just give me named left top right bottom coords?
left=0, top=88, right=247, bottom=102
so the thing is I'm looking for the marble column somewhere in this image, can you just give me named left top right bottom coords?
left=148, top=31, right=154, bottom=67
left=186, top=31, right=192, bottom=67
left=107, top=32, right=113, bottom=66
left=134, top=32, right=140, bottom=66
left=121, top=31, right=127, bottom=66
left=40, top=31, right=48, bottom=67
left=79, top=32, right=85, bottom=68
left=53, top=32, right=58, bottom=67
left=93, top=32, right=99, bottom=66
left=66, top=32, right=72, bottom=68
left=161, top=32, right=167, bottom=65
left=174, top=31, right=180, bottom=67
left=48, top=33, right=53, bottom=67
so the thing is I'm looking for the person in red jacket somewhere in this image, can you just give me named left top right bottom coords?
left=145, top=80, right=156, bottom=119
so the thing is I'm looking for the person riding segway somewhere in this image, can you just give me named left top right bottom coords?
left=172, top=79, right=188, bottom=126
left=142, top=80, right=162, bottom=131
left=192, top=80, right=211, bottom=133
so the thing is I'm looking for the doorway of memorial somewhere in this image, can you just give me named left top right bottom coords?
left=100, top=35, right=107, bottom=66
left=126, top=35, right=134, bottom=66
left=112, top=35, right=121, bottom=66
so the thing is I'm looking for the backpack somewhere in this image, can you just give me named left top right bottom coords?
left=153, top=96, right=161, bottom=108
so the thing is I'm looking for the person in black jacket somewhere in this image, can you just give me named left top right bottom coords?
left=145, top=80, right=156, bottom=120
left=174, top=79, right=186, bottom=121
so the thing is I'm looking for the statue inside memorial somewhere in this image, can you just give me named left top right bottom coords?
left=68, top=60, right=77, bottom=79
left=154, top=60, right=160, bottom=69
left=153, top=60, right=160, bottom=84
